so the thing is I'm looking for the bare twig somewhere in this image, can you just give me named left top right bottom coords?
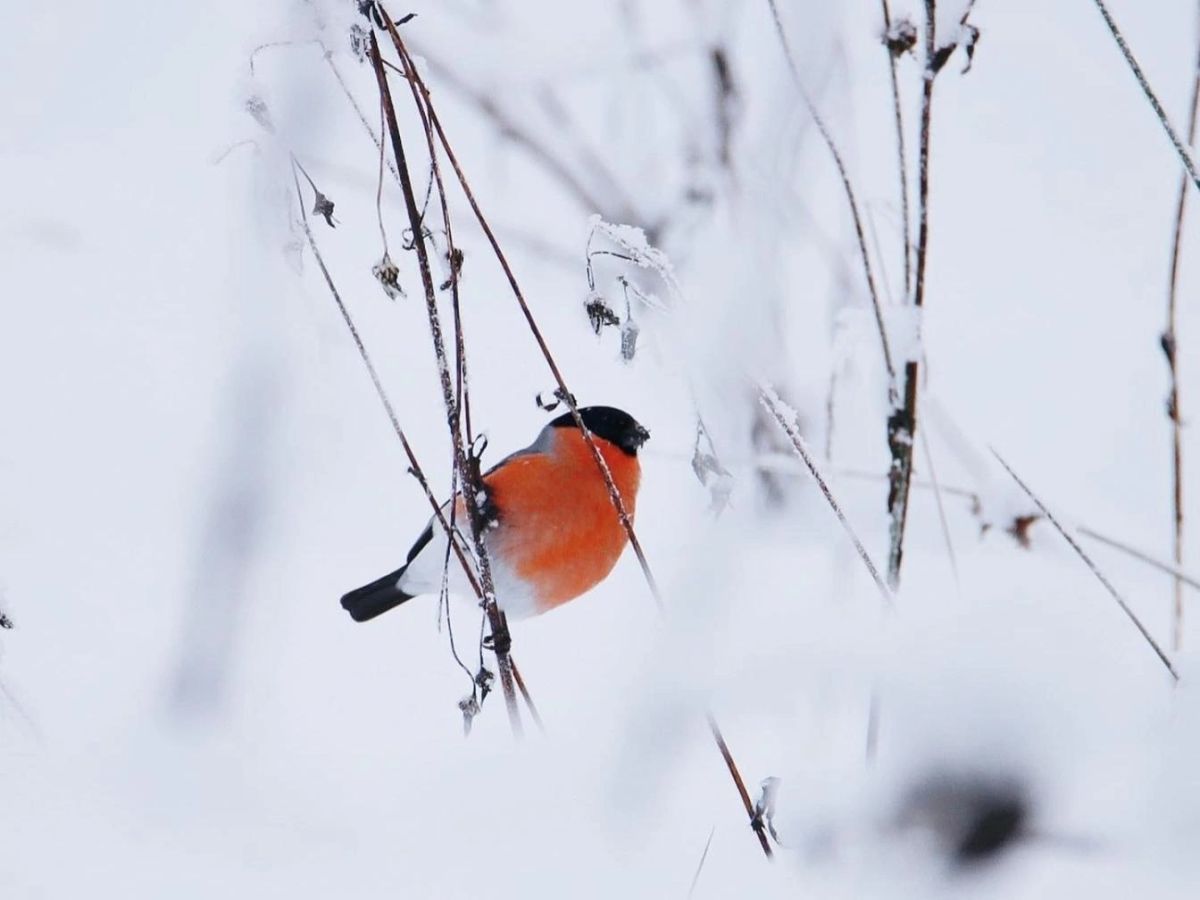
left=758, top=386, right=896, bottom=607
left=1163, top=4, right=1200, bottom=651
left=885, top=0, right=937, bottom=589
left=765, top=0, right=897, bottom=394
left=880, top=0, right=913, bottom=297
left=1090, top=0, right=1200, bottom=194
left=990, top=449, right=1178, bottom=681
left=367, top=31, right=522, bottom=735
left=708, top=715, right=774, bottom=858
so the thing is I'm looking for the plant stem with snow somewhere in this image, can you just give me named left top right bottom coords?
left=886, top=0, right=937, bottom=590
left=1163, top=3, right=1200, bottom=651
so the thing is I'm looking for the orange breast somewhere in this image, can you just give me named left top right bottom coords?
left=484, top=429, right=640, bottom=612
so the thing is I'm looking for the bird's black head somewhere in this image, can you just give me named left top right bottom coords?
left=550, top=406, right=650, bottom=456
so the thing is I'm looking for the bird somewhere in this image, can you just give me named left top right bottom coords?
left=340, top=406, right=650, bottom=622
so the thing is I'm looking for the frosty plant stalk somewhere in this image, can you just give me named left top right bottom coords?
left=885, top=0, right=938, bottom=592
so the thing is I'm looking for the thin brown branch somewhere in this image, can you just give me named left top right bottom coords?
left=990, top=449, right=1178, bottom=682
left=367, top=31, right=521, bottom=735
left=1164, top=4, right=1200, bottom=651
left=885, top=0, right=937, bottom=589
left=708, top=715, right=773, bottom=858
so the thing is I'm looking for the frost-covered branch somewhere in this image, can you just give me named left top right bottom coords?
left=758, top=386, right=896, bottom=607
left=1090, top=0, right=1200, bottom=194
left=885, top=0, right=939, bottom=590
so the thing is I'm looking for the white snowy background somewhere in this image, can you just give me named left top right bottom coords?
left=4, top=0, right=1200, bottom=896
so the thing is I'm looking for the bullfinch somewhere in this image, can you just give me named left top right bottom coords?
left=340, top=406, right=650, bottom=621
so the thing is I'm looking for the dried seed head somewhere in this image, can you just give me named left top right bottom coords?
left=458, top=693, right=480, bottom=736
left=312, top=191, right=336, bottom=228
left=585, top=293, right=620, bottom=335
left=349, top=24, right=369, bottom=62
left=884, top=19, right=918, bottom=58
left=1006, top=514, right=1040, bottom=549
left=372, top=253, right=404, bottom=300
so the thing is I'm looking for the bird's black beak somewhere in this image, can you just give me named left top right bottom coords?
left=626, top=421, right=651, bottom=452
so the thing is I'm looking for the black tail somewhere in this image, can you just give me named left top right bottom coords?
left=340, top=565, right=415, bottom=622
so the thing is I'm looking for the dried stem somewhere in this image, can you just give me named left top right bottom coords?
left=885, top=0, right=937, bottom=589
left=880, top=0, right=913, bottom=297
left=368, top=31, right=521, bottom=735
left=1163, top=5, right=1200, bottom=651
left=765, top=0, right=897, bottom=395
left=708, top=715, right=773, bottom=858
left=1091, top=0, right=1200, bottom=194
left=758, top=386, right=896, bottom=607
left=990, top=449, right=1179, bottom=682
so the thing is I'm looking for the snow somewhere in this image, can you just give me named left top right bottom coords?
left=4, top=0, right=1200, bottom=897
